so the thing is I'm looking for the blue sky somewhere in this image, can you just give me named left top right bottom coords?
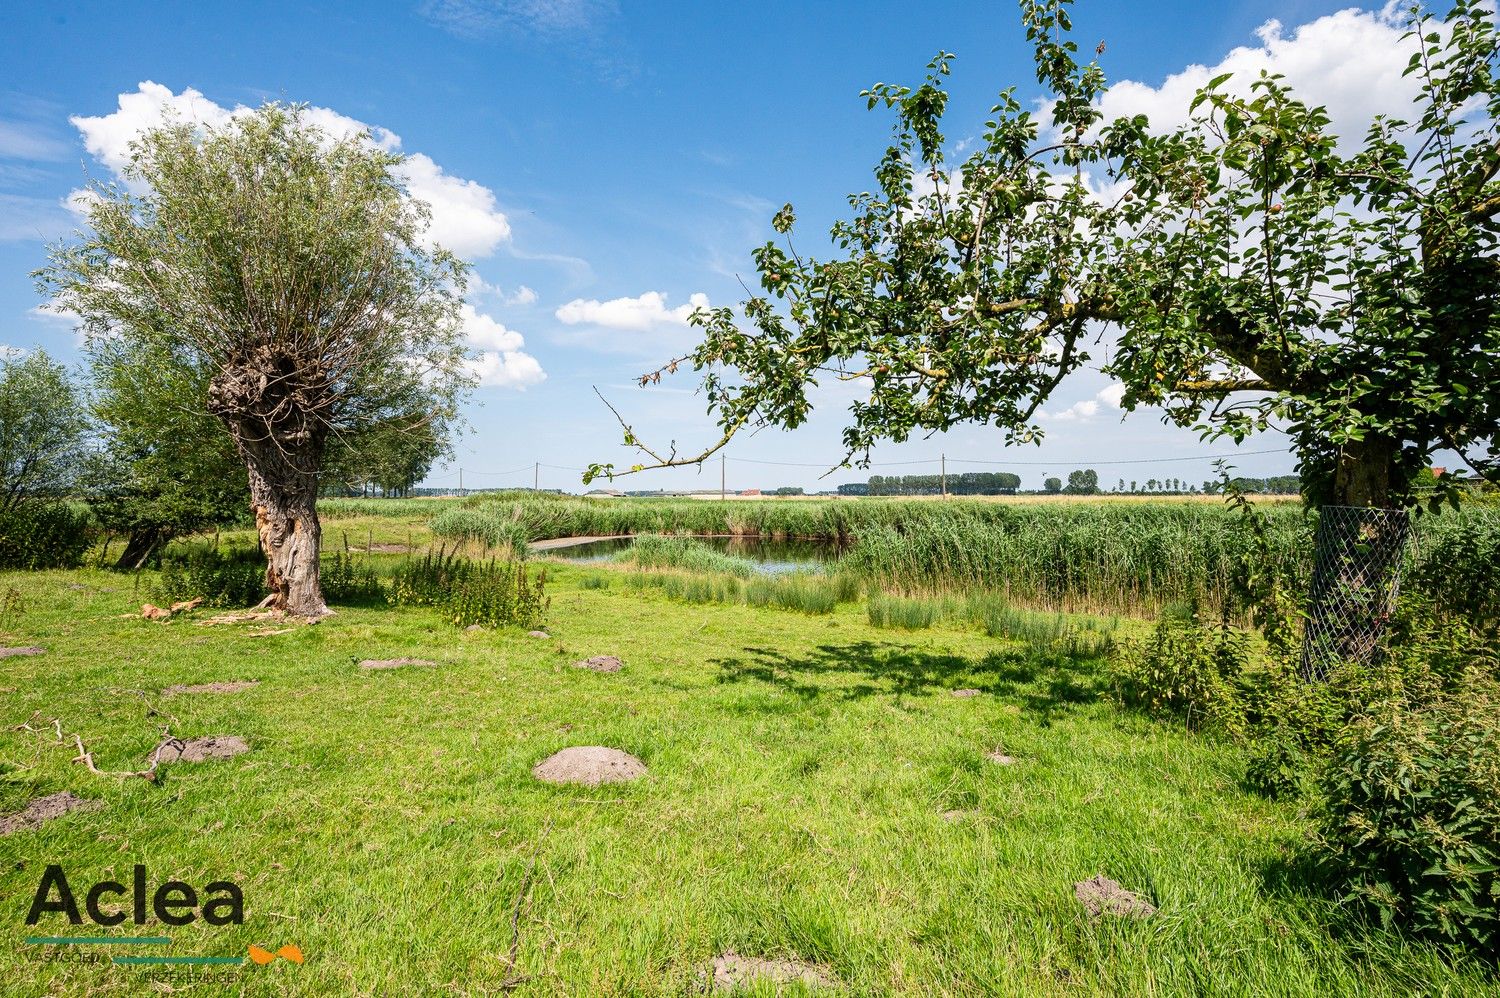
left=1, top=1, right=1419, bottom=492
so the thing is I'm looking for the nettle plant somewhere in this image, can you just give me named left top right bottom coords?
left=589, top=0, right=1499, bottom=512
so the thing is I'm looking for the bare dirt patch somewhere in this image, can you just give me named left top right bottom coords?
left=150, top=735, right=251, bottom=764
left=163, top=680, right=260, bottom=696
left=0, top=791, right=99, bottom=835
left=527, top=630, right=551, bottom=639
left=0, top=646, right=45, bottom=658
left=573, top=655, right=623, bottom=673
left=358, top=657, right=438, bottom=670
left=705, top=952, right=836, bottom=990
left=532, top=746, right=645, bottom=786
left=940, top=809, right=971, bottom=822
left=1073, top=875, right=1156, bottom=919
left=986, top=750, right=1018, bottom=765
left=951, top=688, right=980, bottom=698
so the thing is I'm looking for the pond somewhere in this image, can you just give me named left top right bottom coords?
left=541, top=535, right=844, bottom=575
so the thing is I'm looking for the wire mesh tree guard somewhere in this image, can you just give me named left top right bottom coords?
left=1300, top=505, right=1413, bottom=680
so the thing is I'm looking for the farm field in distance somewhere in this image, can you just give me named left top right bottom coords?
left=2, top=494, right=1497, bottom=996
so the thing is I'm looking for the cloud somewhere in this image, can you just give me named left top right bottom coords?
left=1042, top=382, right=1127, bottom=422
left=68, top=82, right=510, bottom=258
left=459, top=303, right=546, bottom=388
left=419, top=0, right=618, bottom=36
left=1082, top=5, right=1419, bottom=146
left=555, top=291, right=711, bottom=332
left=0, top=120, right=70, bottom=161
left=468, top=348, right=545, bottom=388
left=471, top=276, right=538, bottom=306
left=417, top=0, right=638, bottom=85
left=0, top=193, right=73, bottom=242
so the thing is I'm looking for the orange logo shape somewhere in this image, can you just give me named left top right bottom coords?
left=248, top=944, right=304, bottom=965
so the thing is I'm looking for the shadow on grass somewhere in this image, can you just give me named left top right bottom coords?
left=711, top=640, right=1106, bottom=720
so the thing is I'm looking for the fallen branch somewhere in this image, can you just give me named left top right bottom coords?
left=16, top=713, right=174, bottom=782
left=500, top=819, right=552, bottom=990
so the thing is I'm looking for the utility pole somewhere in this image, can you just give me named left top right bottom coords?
left=534, top=462, right=539, bottom=493
left=458, top=467, right=463, bottom=496
left=721, top=453, right=726, bottom=501
left=941, top=453, right=947, bottom=498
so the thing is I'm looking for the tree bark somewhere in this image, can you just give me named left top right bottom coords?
left=208, top=353, right=330, bottom=618
left=1333, top=433, right=1397, bottom=508
left=242, top=454, right=327, bottom=617
left=115, top=527, right=164, bottom=570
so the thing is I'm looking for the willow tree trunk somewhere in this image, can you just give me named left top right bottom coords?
left=243, top=455, right=327, bottom=617
left=208, top=356, right=330, bottom=618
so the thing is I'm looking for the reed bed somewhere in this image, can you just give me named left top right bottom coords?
left=335, top=490, right=1497, bottom=621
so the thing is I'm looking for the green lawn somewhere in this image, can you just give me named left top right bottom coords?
left=0, top=561, right=1490, bottom=996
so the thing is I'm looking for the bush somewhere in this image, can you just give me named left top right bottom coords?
left=388, top=549, right=547, bottom=629
left=154, top=545, right=265, bottom=607
left=0, top=501, right=94, bottom=569
left=321, top=553, right=384, bottom=605
left=1314, top=681, right=1500, bottom=952
left=1111, top=605, right=1250, bottom=733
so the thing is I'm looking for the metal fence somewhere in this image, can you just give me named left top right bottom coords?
left=1300, top=505, right=1412, bottom=679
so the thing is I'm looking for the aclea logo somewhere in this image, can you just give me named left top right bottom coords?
left=25, top=865, right=244, bottom=927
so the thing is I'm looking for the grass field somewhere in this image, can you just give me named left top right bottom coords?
left=2, top=535, right=1494, bottom=995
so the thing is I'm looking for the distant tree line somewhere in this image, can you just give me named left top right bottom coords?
left=837, top=472, right=1022, bottom=496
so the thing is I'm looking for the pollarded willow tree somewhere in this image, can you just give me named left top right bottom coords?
left=587, top=0, right=1499, bottom=512
left=42, top=104, right=473, bottom=615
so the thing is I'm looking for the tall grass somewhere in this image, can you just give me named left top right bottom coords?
left=864, top=588, right=1117, bottom=656
left=401, top=491, right=1498, bottom=620
left=619, top=535, right=757, bottom=577
left=428, top=507, right=529, bottom=556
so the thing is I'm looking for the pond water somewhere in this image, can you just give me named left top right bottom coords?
left=545, top=535, right=844, bottom=575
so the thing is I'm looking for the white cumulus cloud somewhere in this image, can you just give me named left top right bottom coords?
left=1083, top=5, right=1419, bottom=146
left=68, top=82, right=510, bottom=258
left=459, top=303, right=545, bottom=388
left=555, top=290, right=710, bottom=332
left=1043, top=382, right=1128, bottom=422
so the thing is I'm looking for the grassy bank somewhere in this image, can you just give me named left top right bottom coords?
left=1, top=563, right=1492, bottom=995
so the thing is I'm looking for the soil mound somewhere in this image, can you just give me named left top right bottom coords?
left=527, top=630, right=551, bottom=639
left=358, top=657, right=438, bottom=670
left=151, top=735, right=251, bottom=764
left=986, top=750, right=1017, bottom=765
left=573, top=655, right=623, bottom=673
left=1073, top=875, right=1156, bottom=919
left=163, top=680, right=259, bottom=696
left=0, top=646, right=45, bottom=658
left=0, top=791, right=98, bottom=835
left=532, top=746, right=645, bottom=786
left=706, top=952, right=835, bottom=990
left=951, top=688, right=980, bottom=698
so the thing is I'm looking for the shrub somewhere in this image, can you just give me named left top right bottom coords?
left=1314, top=680, right=1500, bottom=952
left=321, top=553, right=384, bottom=605
left=388, top=549, right=547, bottom=629
left=0, top=501, right=94, bottom=569
left=1111, top=606, right=1250, bottom=733
left=154, top=545, right=265, bottom=607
